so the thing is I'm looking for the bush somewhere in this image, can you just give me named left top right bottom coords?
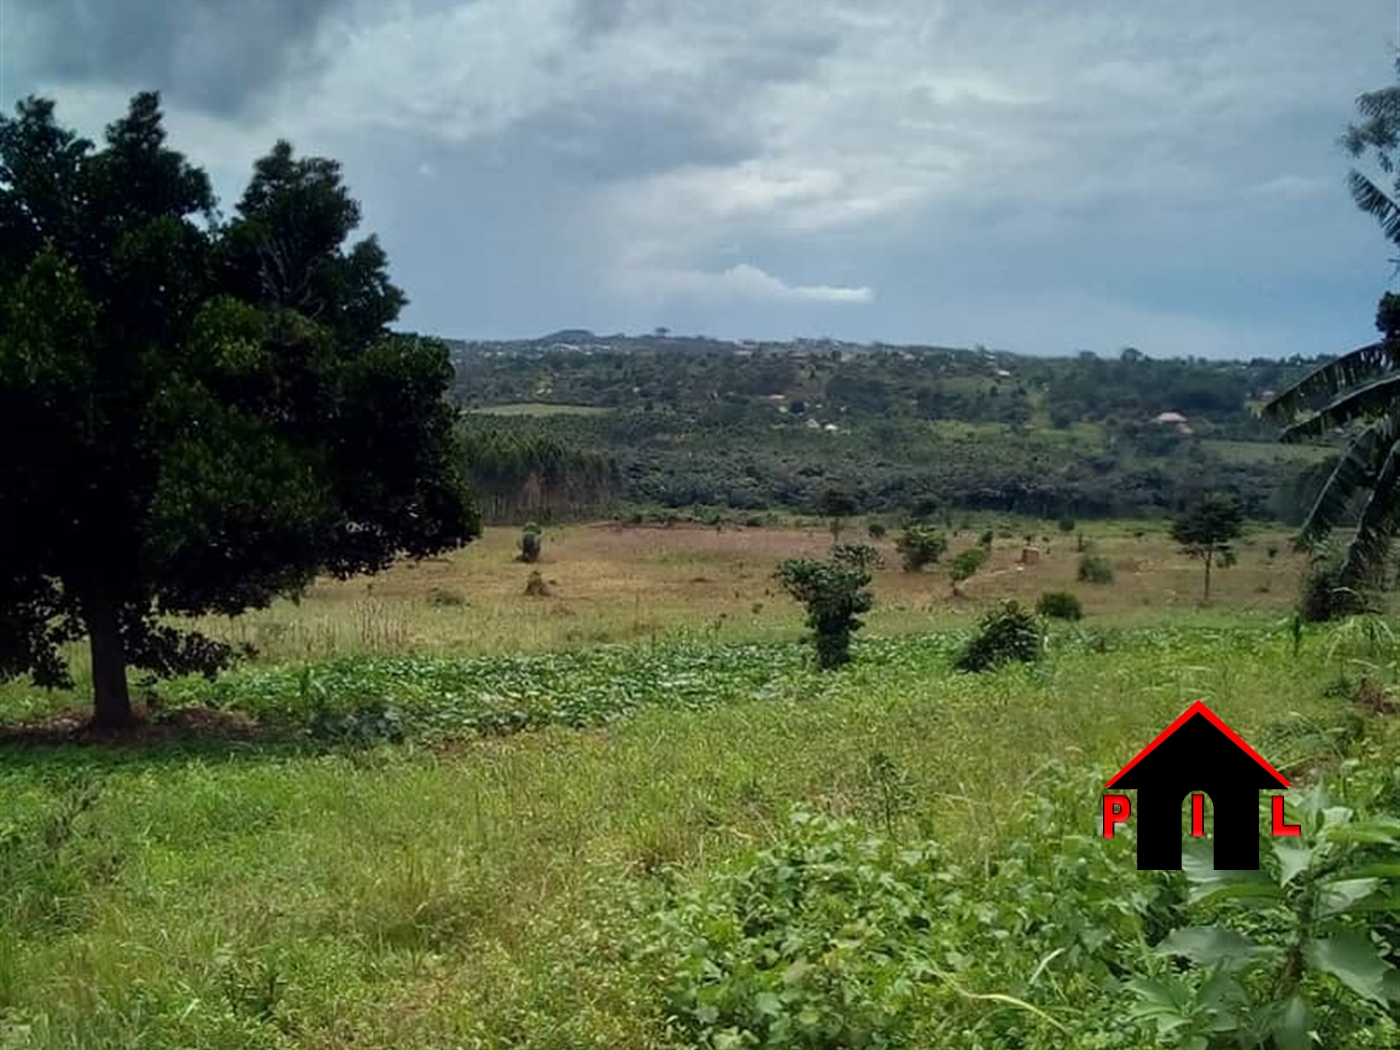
left=956, top=600, right=1043, bottom=672
left=518, top=522, right=542, bottom=563
left=1299, top=560, right=1372, bottom=623
left=775, top=555, right=874, bottom=669
left=895, top=525, right=948, bottom=572
left=1077, top=554, right=1114, bottom=584
left=978, top=528, right=994, bottom=547
left=948, top=546, right=988, bottom=589
left=1036, top=590, right=1083, bottom=621
left=831, top=543, right=882, bottom=572
left=1057, top=517, right=1076, bottom=533
left=867, top=521, right=887, bottom=540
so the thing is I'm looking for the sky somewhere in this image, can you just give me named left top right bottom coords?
left=4, top=0, right=1400, bottom=358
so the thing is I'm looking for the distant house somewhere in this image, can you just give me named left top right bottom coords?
left=1151, top=411, right=1192, bottom=436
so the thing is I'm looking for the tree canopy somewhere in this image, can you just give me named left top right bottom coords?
left=0, top=92, right=479, bottom=727
left=1170, top=494, right=1245, bottom=603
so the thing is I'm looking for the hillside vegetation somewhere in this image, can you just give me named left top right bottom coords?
left=445, top=335, right=1339, bottom=524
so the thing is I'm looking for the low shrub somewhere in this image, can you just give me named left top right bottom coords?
left=1036, top=590, right=1083, bottom=621
left=1299, top=560, right=1371, bottom=623
left=519, top=522, right=542, bottom=563
left=956, top=600, right=1043, bottom=672
left=948, top=546, right=988, bottom=591
left=1077, top=554, right=1114, bottom=584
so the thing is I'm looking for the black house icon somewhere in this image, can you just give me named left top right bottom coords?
left=1107, top=701, right=1290, bottom=870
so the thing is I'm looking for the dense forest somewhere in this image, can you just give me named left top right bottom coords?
left=441, top=332, right=1343, bottom=524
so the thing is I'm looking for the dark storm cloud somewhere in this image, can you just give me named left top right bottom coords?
left=12, top=0, right=349, bottom=115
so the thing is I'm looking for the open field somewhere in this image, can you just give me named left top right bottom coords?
left=178, top=519, right=1312, bottom=665
left=3, top=520, right=1400, bottom=1049
left=10, top=517, right=1317, bottom=699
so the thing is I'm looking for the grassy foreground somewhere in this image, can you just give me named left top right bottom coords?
left=3, top=618, right=1399, bottom=1048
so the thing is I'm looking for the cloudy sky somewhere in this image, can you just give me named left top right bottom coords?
left=4, top=0, right=1400, bottom=357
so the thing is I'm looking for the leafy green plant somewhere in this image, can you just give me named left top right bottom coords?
left=1036, top=590, right=1083, bottom=621
left=652, top=809, right=1061, bottom=1050
left=775, top=554, right=874, bottom=669
left=956, top=600, right=1044, bottom=672
left=1127, top=779, right=1400, bottom=1050
left=1078, top=554, right=1114, bottom=584
left=867, top=521, right=887, bottom=540
left=894, top=526, right=948, bottom=572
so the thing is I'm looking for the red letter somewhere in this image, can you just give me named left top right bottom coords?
left=1272, top=795, right=1301, bottom=837
left=1191, top=793, right=1205, bottom=837
left=1103, top=794, right=1131, bottom=838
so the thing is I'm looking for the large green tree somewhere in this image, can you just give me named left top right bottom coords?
left=0, top=92, right=479, bottom=728
left=1264, top=62, right=1400, bottom=587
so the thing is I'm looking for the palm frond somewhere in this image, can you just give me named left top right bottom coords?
left=1296, top=412, right=1400, bottom=548
left=1339, top=436, right=1400, bottom=584
left=1348, top=169, right=1400, bottom=244
left=1262, top=341, right=1398, bottom=423
left=1279, top=372, right=1400, bottom=442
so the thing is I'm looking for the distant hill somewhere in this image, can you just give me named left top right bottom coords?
left=441, top=333, right=1339, bottom=524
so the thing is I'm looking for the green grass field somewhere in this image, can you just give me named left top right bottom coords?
left=3, top=521, right=1399, bottom=1048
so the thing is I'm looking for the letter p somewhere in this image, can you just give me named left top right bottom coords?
left=1102, top=794, right=1131, bottom=838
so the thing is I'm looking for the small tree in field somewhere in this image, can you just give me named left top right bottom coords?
left=775, top=553, right=873, bottom=669
left=0, top=93, right=479, bottom=728
left=895, top=526, right=948, bottom=572
left=948, top=547, right=988, bottom=593
left=821, top=486, right=858, bottom=541
left=1171, top=494, right=1245, bottom=603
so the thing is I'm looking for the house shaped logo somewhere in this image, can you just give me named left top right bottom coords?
left=1102, top=701, right=1298, bottom=870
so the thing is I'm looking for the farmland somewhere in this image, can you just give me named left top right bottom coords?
left=3, top=520, right=1400, bottom=1049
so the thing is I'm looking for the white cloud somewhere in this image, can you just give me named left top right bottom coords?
left=625, top=263, right=874, bottom=305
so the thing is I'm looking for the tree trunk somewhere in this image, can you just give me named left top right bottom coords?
left=1203, top=551, right=1213, bottom=604
left=86, top=592, right=133, bottom=729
